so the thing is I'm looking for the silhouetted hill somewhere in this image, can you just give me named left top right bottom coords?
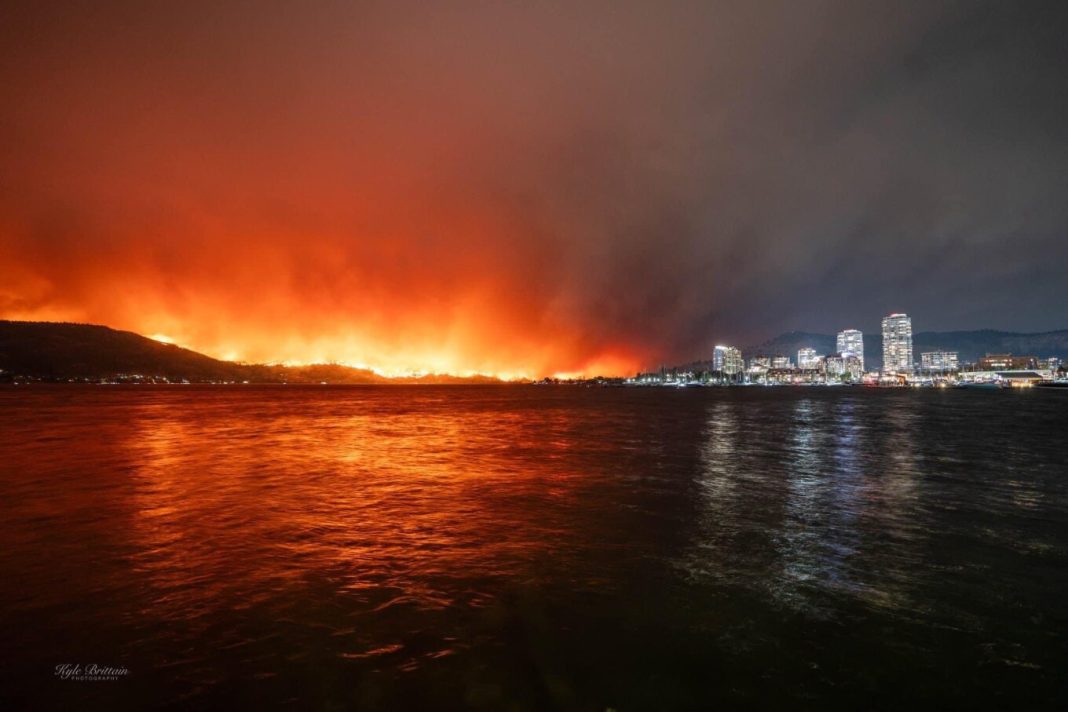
left=0, top=321, right=501, bottom=384
left=746, top=328, right=1068, bottom=369
left=745, top=331, right=837, bottom=362
left=911, top=330, right=1068, bottom=365
left=0, top=321, right=251, bottom=381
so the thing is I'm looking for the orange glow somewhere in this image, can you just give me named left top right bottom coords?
left=0, top=2, right=709, bottom=378
left=0, top=128, right=658, bottom=376
left=0, top=297, right=645, bottom=380
left=0, top=214, right=649, bottom=377
left=0, top=114, right=664, bottom=377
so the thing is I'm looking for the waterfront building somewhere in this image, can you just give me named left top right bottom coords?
left=825, top=354, right=845, bottom=377
left=713, top=345, right=744, bottom=375
left=797, top=348, right=821, bottom=370
left=921, top=351, right=959, bottom=371
left=824, top=354, right=862, bottom=380
left=771, top=355, right=793, bottom=369
left=836, top=329, right=864, bottom=371
left=766, top=367, right=822, bottom=385
left=749, top=356, right=771, bottom=369
left=844, top=354, right=864, bottom=379
left=881, top=313, right=913, bottom=373
left=977, top=354, right=1039, bottom=370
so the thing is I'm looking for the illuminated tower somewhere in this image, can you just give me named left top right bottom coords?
left=713, top=345, right=744, bottom=375
left=881, top=313, right=913, bottom=373
left=836, top=329, right=864, bottom=371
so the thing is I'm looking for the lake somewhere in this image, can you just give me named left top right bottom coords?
left=0, top=385, right=1065, bottom=709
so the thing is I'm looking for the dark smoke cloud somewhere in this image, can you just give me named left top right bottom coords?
left=1, top=1, right=1066, bottom=374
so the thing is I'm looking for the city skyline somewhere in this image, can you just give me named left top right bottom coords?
left=632, top=306, right=1068, bottom=384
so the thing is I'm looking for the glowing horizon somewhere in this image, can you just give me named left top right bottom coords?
left=1, top=307, right=643, bottom=379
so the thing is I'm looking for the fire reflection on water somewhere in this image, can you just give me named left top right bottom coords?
left=1, top=385, right=1064, bottom=708
left=123, top=392, right=603, bottom=665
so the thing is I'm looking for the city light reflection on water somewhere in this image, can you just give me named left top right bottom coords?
left=0, top=385, right=1066, bottom=709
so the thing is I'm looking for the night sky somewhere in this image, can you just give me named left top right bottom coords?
left=2, top=1, right=1066, bottom=376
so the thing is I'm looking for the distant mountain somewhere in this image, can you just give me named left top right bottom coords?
left=0, top=321, right=502, bottom=384
left=0, top=321, right=252, bottom=381
left=911, top=330, right=1068, bottom=365
left=744, top=331, right=838, bottom=363
left=746, top=328, right=1068, bottom=369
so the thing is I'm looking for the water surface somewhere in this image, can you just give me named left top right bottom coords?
left=1, top=385, right=1065, bottom=709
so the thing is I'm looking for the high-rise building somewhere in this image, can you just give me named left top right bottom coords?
left=797, top=347, right=821, bottom=370
left=881, top=313, right=913, bottom=373
left=921, top=351, right=958, bottom=371
left=713, top=345, right=744, bottom=375
left=836, top=329, right=864, bottom=371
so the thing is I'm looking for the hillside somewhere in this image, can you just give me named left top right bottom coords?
left=0, top=321, right=496, bottom=384
left=912, top=330, right=1068, bottom=365
left=0, top=321, right=251, bottom=381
